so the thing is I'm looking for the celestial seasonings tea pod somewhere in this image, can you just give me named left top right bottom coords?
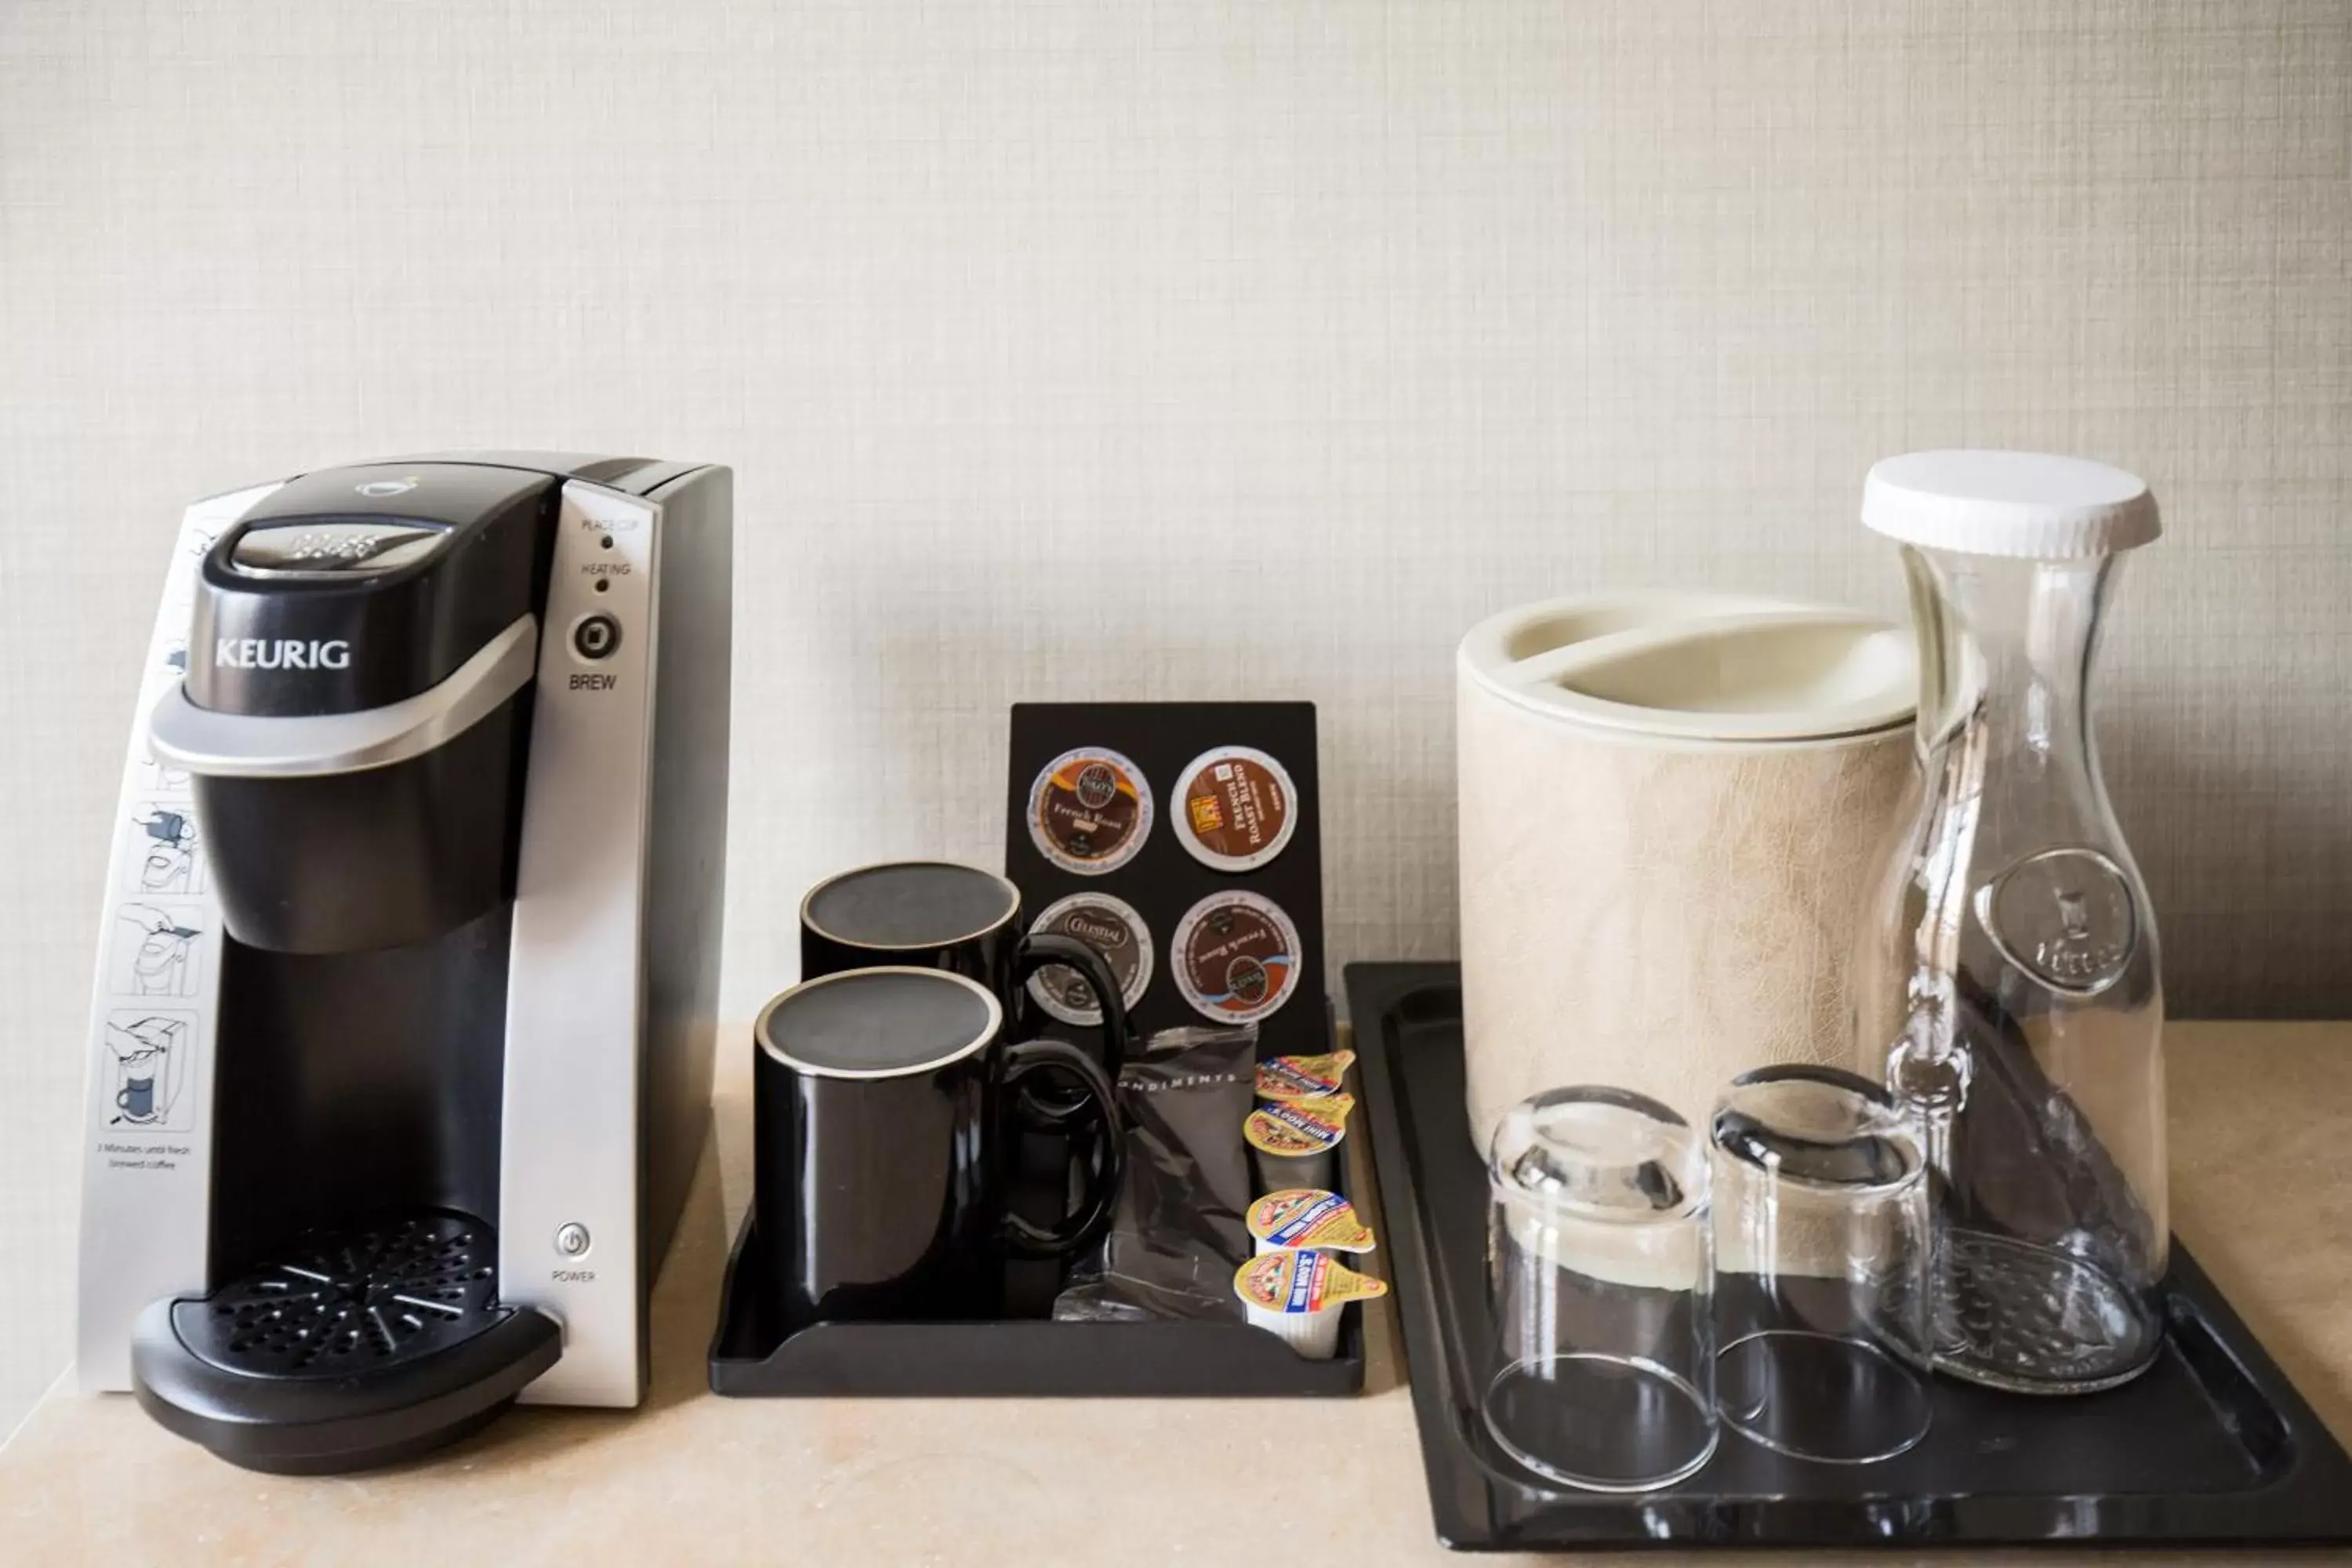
left=1170, top=745, right=1299, bottom=872
left=1024, top=891, right=1154, bottom=1025
left=1255, top=1050, right=1354, bottom=1102
left=1171, top=890, right=1302, bottom=1025
left=1245, top=1094, right=1353, bottom=1192
left=1247, top=1188, right=1376, bottom=1258
left=1232, top=1249, right=1386, bottom=1360
left=1027, top=746, right=1154, bottom=875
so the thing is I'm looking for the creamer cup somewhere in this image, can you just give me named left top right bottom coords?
left=1232, top=1249, right=1387, bottom=1359
left=1254, top=1050, right=1355, bottom=1103
left=1244, top=1093, right=1353, bottom=1193
left=1247, top=1188, right=1377, bottom=1258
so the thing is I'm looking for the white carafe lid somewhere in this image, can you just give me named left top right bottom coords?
left=1457, top=592, right=1918, bottom=746
left=1862, top=450, right=2160, bottom=560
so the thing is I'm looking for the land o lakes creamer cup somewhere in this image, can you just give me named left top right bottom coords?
left=1247, top=1188, right=1377, bottom=1258
left=1232, top=1250, right=1387, bottom=1359
left=1244, top=1093, right=1353, bottom=1193
left=1253, top=1050, right=1355, bottom=1104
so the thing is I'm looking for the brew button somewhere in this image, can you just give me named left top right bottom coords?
left=572, top=613, right=621, bottom=661
left=554, top=1222, right=591, bottom=1258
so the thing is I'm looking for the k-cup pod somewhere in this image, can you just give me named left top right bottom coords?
left=1247, top=1188, right=1376, bottom=1258
left=1245, top=1093, right=1353, bottom=1193
left=1172, top=891, right=1302, bottom=1025
left=1025, top=892, right=1154, bottom=1025
left=1255, top=1050, right=1355, bottom=1103
left=1028, top=746, right=1153, bottom=876
left=1232, top=1249, right=1386, bottom=1360
left=1171, top=745, right=1299, bottom=872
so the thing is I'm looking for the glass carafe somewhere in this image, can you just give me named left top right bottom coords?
left=1851, top=452, right=2165, bottom=1396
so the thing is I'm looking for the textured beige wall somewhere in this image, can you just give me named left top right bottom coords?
left=3, top=2, right=2347, bottom=1440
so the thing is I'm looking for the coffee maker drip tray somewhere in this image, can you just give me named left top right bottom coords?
left=185, top=1215, right=502, bottom=1373
left=130, top=1211, right=561, bottom=1475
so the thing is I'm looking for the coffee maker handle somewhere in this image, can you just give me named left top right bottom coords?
left=1013, top=934, right=1132, bottom=1084
left=998, top=1039, right=1127, bottom=1259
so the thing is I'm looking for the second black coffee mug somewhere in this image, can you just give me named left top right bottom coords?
left=754, top=966, right=1126, bottom=1324
left=799, top=858, right=1132, bottom=1083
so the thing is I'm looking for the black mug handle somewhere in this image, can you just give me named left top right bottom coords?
left=1013, top=933, right=1131, bottom=1084
left=1000, top=1038, right=1127, bottom=1258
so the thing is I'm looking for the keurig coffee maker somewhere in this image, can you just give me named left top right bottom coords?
left=74, top=453, right=732, bottom=1473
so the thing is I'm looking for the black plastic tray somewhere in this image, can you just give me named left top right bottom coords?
left=708, top=1006, right=1365, bottom=1398
left=1345, top=961, right=2352, bottom=1552
left=707, top=1208, right=1362, bottom=1396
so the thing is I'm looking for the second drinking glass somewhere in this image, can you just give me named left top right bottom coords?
left=1708, top=1065, right=1933, bottom=1465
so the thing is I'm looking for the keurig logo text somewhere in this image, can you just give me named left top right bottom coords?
left=212, top=637, right=353, bottom=671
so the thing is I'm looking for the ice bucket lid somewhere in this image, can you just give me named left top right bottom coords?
left=1457, top=591, right=1918, bottom=746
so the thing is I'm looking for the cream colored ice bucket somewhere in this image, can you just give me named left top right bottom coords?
left=1456, top=593, right=1918, bottom=1150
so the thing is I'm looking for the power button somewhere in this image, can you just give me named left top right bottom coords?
left=572, top=613, right=622, bottom=661
left=554, top=1222, right=592, bottom=1258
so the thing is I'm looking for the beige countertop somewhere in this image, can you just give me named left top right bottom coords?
left=8, top=1021, right=2352, bottom=1566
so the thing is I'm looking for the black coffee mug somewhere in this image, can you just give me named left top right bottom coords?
left=799, top=859, right=1132, bottom=1084
left=754, top=966, right=1126, bottom=1324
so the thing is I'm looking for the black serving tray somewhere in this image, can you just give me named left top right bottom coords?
left=708, top=1004, right=1366, bottom=1398
left=707, top=1207, right=1362, bottom=1396
left=1345, top=960, right=2352, bottom=1553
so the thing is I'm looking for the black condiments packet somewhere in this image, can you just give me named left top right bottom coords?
left=1052, top=1025, right=1257, bottom=1323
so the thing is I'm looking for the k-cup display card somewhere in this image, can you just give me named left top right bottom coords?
left=1003, top=702, right=1327, bottom=1058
